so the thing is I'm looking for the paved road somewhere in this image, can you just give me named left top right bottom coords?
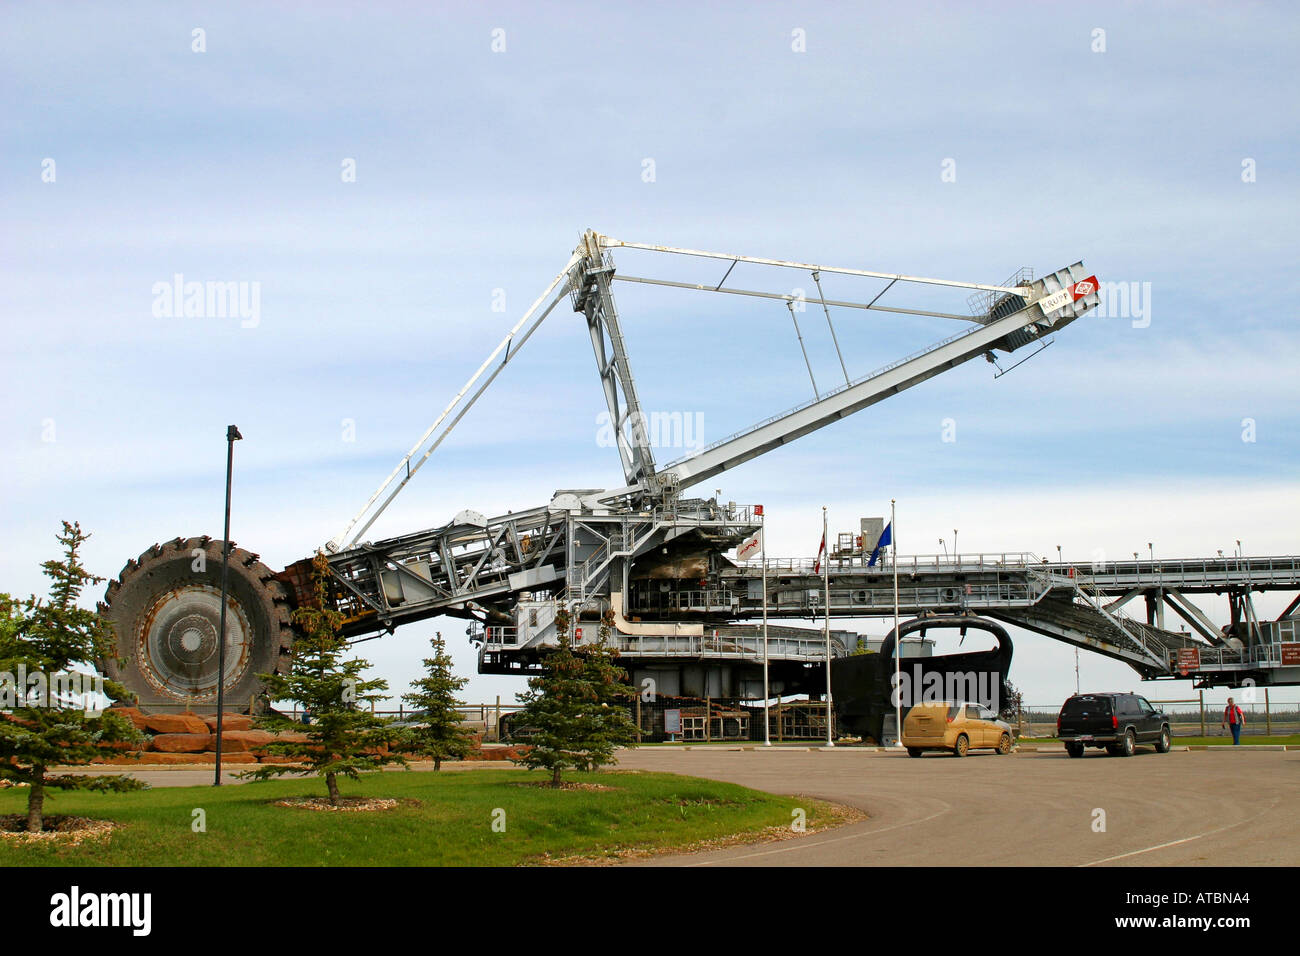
left=614, top=747, right=1299, bottom=867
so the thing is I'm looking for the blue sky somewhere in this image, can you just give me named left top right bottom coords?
left=3, top=1, right=1298, bottom=710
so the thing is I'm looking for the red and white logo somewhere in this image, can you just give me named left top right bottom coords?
left=1069, top=275, right=1099, bottom=300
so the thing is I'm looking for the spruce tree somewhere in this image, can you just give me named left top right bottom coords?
left=0, top=522, right=143, bottom=833
left=400, top=631, right=473, bottom=770
left=513, top=608, right=638, bottom=788
left=247, top=552, right=404, bottom=804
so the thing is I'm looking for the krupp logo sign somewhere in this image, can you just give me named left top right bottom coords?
left=1035, top=275, right=1099, bottom=316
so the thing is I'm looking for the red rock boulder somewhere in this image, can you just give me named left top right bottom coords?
left=144, top=713, right=209, bottom=735
left=200, top=752, right=258, bottom=764
left=108, top=706, right=151, bottom=731
left=150, top=733, right=214, bottom=753
left=215, top=730, right=276, bottom=753
left=201, top=713, right=253, bottom=732
left=139, top=752, right=209, bottom=765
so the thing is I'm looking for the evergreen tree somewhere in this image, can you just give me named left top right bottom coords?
left=1000, top=679, right=1025, bottom=727
left=400, top=631, right=473, bottom=770
left=513, top=608, right=638, bottom=788
left=0, top=522, right=143, bottom=833
left=247, top=552, right=404, bottom=804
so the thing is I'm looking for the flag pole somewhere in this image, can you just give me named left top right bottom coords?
left=892, top=498, right=902, bottom=748
left=823, top=506, right=834, bottom=748
left=761, top=506, right=770, bottom=747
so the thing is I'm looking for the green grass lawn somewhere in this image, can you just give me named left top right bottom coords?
left=0, top=769, right=826, bottom=867
left=1018, top=735, right=1299, bottom=747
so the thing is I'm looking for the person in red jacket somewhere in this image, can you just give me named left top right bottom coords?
left=1221, top=697, right=1246, bottom=745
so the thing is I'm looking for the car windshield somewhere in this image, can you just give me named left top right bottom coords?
left=1062, top=696, right=1112, bottom=716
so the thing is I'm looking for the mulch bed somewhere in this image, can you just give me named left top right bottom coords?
left=511, top=781, right=619, bottom=792
left=0, top=814, right=118, bottom=846
left=270, top=796, right=417, bottom=812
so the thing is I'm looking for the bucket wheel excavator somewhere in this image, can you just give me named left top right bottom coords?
left=99, top=230, right=1104, bottom=713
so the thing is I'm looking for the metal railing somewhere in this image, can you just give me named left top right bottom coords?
left=614, top=630, right=840, bottom=661
left=1165, top=641, right=1295, bottom=670
left=485, top=625, right=519, bottom=646
left=1045, top=555, right=1300, bottom=589
left=735, top=551, right=1044, bottom=574
left=1072, top=577, right=1158, bottom=662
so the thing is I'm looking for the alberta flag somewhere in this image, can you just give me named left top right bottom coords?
left=868, top=522, right=892, bottom=567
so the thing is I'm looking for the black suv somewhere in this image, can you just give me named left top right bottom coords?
left=1056, top=692, right=1171, bottom=758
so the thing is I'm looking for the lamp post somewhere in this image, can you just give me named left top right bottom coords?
left=1058, top=544, right=1076, bottom=690
left=822, top=506, right=833, bottom=748
left=760, top=505, right=770, bottom=747
left=214, top=424, right=242, bottom=786
left=893, top=500, right=902, bottom=747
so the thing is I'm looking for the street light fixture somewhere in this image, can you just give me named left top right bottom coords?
left=215, top=424, right=242, bottom=786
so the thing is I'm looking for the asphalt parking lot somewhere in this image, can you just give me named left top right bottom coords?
left=615, top=747, right=1299, bottom=867
left=59, top=745, right=1296, bottom=867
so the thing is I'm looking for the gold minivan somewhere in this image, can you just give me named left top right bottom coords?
left=902, top=701, right=1014, bottom=757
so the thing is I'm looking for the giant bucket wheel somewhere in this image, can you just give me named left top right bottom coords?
left=99, top=536, right=293, bottom=712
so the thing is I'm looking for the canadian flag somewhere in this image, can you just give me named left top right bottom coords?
left=813, top=529, right=826, bottom=574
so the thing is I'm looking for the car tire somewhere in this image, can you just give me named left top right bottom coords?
left=996, top=733, right=1012, bottom=755
left=953, top=734, right=969, bottom=758
left=1155, top=725, right=1171, bottom=753
left=1117, top=729, right=1136, bottom=757
left=1065, top=743, right=1084, bottom=758
left=907, top=748, right=923, bottom=758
